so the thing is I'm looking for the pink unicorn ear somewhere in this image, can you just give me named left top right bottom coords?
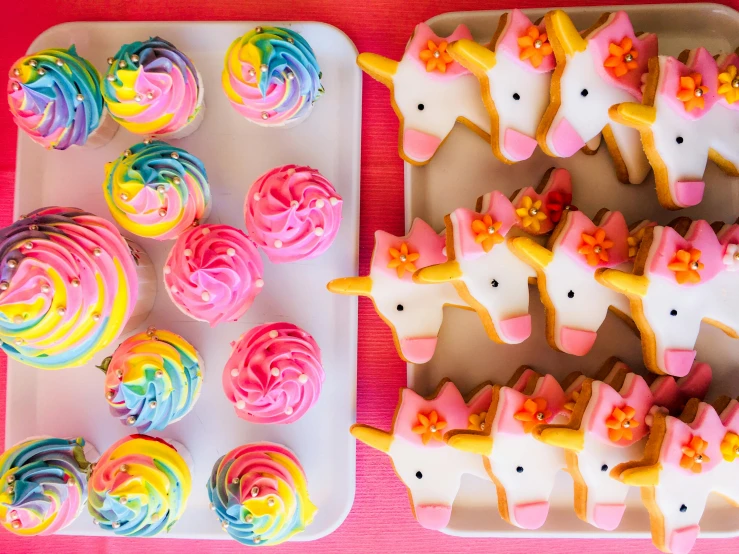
left=721, top=399, right=739, bottom=434
left=532, top=374, right=567, bottom=415
left=467, top=384, right=494, bottom=417
left=659, top=48, right=719, bottom=120
left=661, top=403, right=726, bottom=473
left=587, top=375, right=653, bottom=446
left=394, top=381, right=472, bottom=447
left=450, top=192, right=517, bottom=262
left=496, top=375, right=565, bottom=435
left=405, top=22, right=472, bottom=78
left=557, top=210, right=629, bottom=268
left=649, top=221, right=724, bottom=285
left=372, top=219, right=446, bottom=281
left=588, top=11, right=658, bottom=102
left=495, top=8, right=555, bottom=73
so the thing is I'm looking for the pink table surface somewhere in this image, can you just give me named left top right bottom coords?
left=1, top=1, right=738, bottom=552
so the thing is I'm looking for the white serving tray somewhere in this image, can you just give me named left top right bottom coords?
left=405, top=3, right=739, bottom=539
left=7, top=20, right=361, bottom=540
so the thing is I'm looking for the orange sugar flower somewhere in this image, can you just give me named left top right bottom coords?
left=680, top=435, right=710, bottom=473
left=578, top=228, right=614, bottom=266
left=387, top=242, right=420, bottom=278
left=718, top=65, right=739, bottom=104
left=720, top=432, right=739, bottom=463
left=419, top=40, right=453, bottom=73
left=677, top=73, right=709, bottom=112
left=605, top=405, right=640, bottom=442
left=667, top=248, right=703, bottom=284
left=412, top=410, right=447, bottom=445
left=471, top=214, right=504, bottom=253
left=514, top=397, right=551, bottom=433
left=468, top=411, right=487, bottom=431
left=517, top=26, right=552, bottom=68
left=604, top=37, right=639, bottom=77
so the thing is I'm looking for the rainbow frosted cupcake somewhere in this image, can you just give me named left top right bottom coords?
left=0, top=207, right=156, bottom=370
left=223, top=322, right=324, bottom=424
left=0, top=437, right=94, bottom=536
left=7, top=46, right=117, bottom=150
left=223, top=26, right=323, bottom=127
left=88, top=435, right=191, bottom=536
left=244, top=165, right=342, bottom=263
left=164, top=224, right=264, bottom=326
left=102, top=327, right=203, bottom=432
left=207, top=442, right=317, bottom=545
left=103, top=140, right=211, bottom=240
left=103, top=37, right=204, bottom=139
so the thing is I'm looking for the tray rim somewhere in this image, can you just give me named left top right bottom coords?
left=7, top=18, right=362, bottom=542
left=402, top=2, right=739, bottom=540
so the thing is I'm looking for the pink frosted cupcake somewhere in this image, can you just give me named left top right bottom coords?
left=164, top=224, right=263, bottom=326
left=244, top=165, right=342, bottom=263
left=223, top=322, right=324, bottom=424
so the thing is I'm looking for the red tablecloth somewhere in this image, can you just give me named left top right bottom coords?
left=2, top=1, right=739, bottom=552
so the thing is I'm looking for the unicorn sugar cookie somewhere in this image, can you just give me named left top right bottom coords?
left=357, top=23, right=489, bottom=165
left=537, top=10, right=657, bottom=184
left=536, top=358, right=712, bottom=531
left=446, top=369, right=569, bottom=530
left=510, top=208, right=652, bottom=356
left=610, top=47, right=739, bottom=209
left=597, top=219, right=739, bottom=377
left=447, top=9, right=555, bottom=164
left=613, top=397, right=739, bottom=554
left=351, top=379, right=494, bottom=530
left=327, top=218, right=468, bottom=364
left=414, top=168, right=573, bottom=345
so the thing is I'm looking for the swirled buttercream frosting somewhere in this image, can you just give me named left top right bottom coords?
left=244, top=165, right=342, bottom=263
left=207, top=442, right=317, bottom=545
left=102, top=328, right=203, bottom=432
left=103, top=140, right=211, bottom=240
left=223, top=322, right=324, bottom=424
left=164, top=224, right=264, bottom=326
left=0, top=437, right=92, bottom=536
left=103, top=37, right=203, bottom=137
left=0, top=207, right=146, bottom=370
left=7, top=46, right=116, bottom=149
left=223, top=26, right=323, bottom=126
left=88, top=435, right=191, bottom=536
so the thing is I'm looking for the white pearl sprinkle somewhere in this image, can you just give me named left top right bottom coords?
left=253, top=193, right=261, bottom=201
left=236, top=400, right=246, bottom=409
left=255, top=279, right=264, bottom=288
left=287, top=168, right=296, bottom=176
left=201, top=291, right=210, bottom=302
left=227, top=248, right=236, bottom=256
left=269, top=330, right=279, bottom=339
left=170, top=285, right=178, bottom=293
left=273, top=240, right=283, bottom=248
left=184, top=249, right=192, bottom=257
left=261, top=112, right=270, bottom=120
left=7, top=259, right=17, bottom=268
left=298, top=374, right=308, bottom=384
left=271, top=367, right=280, bottom=377
left=41, top=284, right=50, bottom=293
left=201, top=227, right=209, bottom=234
left=314, top=227, right=324, bottom=236
left=316, top=199, right=325, bottom=208
left=92, top=313, right=100, bottom=322
left=231, top=368, right=240, bottom=377
left=285, top=407, right=293, bottom=415
left=57, top=306, right=66, bottom=316
left=0, top=281, right=8, bottom=291
left=291, top=200, right=299, bottom=208
left=158, top=208, right=167, bottom=217
left=157, top=185, right=166, bottom=194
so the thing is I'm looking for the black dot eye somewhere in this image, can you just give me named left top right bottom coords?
left=417, top=104, right=424, bottom=111
left=491, top=279, right=499, bottom=288
left=416, top=471, right=423, bottom=479
left=567, top=290, right=575, bottom=299
left=516, top=466, right=524, bottom=473
left=670, top=309, right=678, bottom=316
left=601, top=464, right=608, bottom=472
left=680, top=504, right=687, bottom=513
left=581, top=89, right=589, bottom=97
left=396, top=304, right=404, bottom=311
left=513, top=93, right=520, bottom=101
left=676, top=136, right=684, bottom=145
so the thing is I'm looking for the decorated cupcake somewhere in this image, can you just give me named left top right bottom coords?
left=103, top=37, right=204, bottom=138
left=0, top=207, right=156, bottom=370
left=223, top=26, right=323, bottom=127
left=223, top=322, right=324, bottom=424
left=244, top=165, right=342, bottom=263
left=0, top=437, right=94, bottom=536
left=164, top=224, right=263, bottom=326
left=88, top=435, right=191, bottom=536
left=207, top=442, right=317, bottom=545
left=7, top=46, right=117, bottom=150
left=103, top=140, right=211, bottom=240
left=101, top=327, right=203, bottom=432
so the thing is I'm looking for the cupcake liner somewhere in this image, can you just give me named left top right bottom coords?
left=162, top=438, right=194, bottom=472
left=124, top=240, right=157, bottom=332
left=83, top=109, right=119, bottom=149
